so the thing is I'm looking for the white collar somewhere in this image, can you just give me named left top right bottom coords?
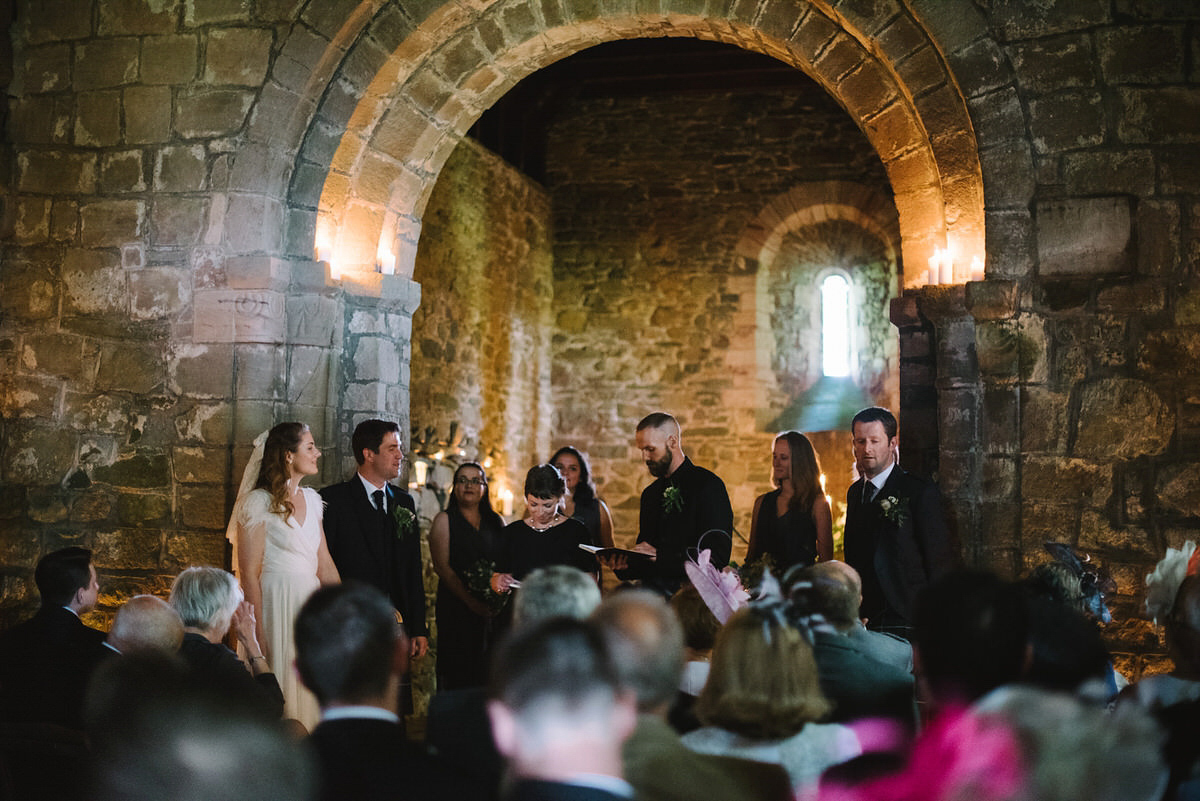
left=320, top=705, right=400, bottom=724
left=865, top=460, right=896, bottom=491
left=357, top=473, right=388, bottom=498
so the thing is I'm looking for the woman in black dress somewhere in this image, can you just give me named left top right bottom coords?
left=429, top=461, right=506, bottom=690
left=746, top=431, right=833, bottom=573
left=491, top=464, right=599, bottom=595
left=550, top=445, right=615, bottom=549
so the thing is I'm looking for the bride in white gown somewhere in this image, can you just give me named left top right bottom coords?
left=231, top=422, right=340, bottom=731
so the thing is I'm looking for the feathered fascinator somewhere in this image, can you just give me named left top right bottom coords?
left=1043, top=542, right=1117, bottom=623
left=818, top=707, right=1026, bottom=801
left=684, top=548, right=749, bottom=624
left=1145, top=540, right=1198, bottom=626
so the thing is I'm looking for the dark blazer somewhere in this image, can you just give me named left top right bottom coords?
left=811, top=630, right=917, bottom=729
left=320, top=478, right=427, bottom=639
left=506, top=779, right=632, bottom=801
left=0, top=606, right=110, bottom=729
left=843, top=466, right=955, bottom=630
left=178, top=632, right=284, bottom=719
left=308, top=716, right=477, bottom=801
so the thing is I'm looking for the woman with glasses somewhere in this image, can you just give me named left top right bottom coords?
left=429, top=461, right=506, bottom=690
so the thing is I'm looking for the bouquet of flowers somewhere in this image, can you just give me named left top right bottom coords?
left=463, top=558, right=510, bottom=614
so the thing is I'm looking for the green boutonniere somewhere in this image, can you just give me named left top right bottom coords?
left=878, top=495, right=908, bottom=527
left=662, top=485, right=683, bottom=515
left=392, top=505, right=416, bottom=541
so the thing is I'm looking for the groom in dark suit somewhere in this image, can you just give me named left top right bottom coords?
left=843, top=407, right=956, bottom=638
left=320, top=420, right=427, bottom=661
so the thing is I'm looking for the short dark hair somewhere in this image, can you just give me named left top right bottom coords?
left=851, top=406, right=898, bottom=440
left=787, top=564, right=859, bottom=630
left=524, top=463, right=565, bottom=500
left=35, top=547, right=94, bottom=607
left=636, top=412, right=677, bottom=433
left=488, top=617, right=619, bottom=715
left=295, top=583, right=400, bottom=706
left=913, top=570, right=1029, bottom=704
left=669, top=584, right=720, bottom=652
left=351, top=419, right=401, bottom=466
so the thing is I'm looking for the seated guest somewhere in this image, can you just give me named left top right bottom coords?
left=296, top=582, right=472, bottom=801
left=86, top=652, right=312, bottom=801
left=976, top=686, right=1167, bottom=801
left=681, top=605, right=861, bottom=798
left=488, top=617, right=636, bottom=800
left=169, top=567, right=283, bottom=718
left=106, top=595, right=184, bottom=655
left=667, top=584, right=720, bottom=733
left=592, top=590, right=793, bottom=801
left=785, top=560, right=913, bottom=673
left=427, top=565, right=603, bottom=801
left=1127, top=545, right=1200, bottom=711
left=0, top=547, right=108, bottom=729
left=787, top=562, right=916, bottom=728
left=912, top=570, right=1029, bottom=712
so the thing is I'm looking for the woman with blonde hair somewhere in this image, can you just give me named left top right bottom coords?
left=232, top=422, right=340, bottom=730
left=682, top=602, right=860, bottom=797
left=746, top=431, right=833, bottom=572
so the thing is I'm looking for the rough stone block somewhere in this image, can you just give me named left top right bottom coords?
left=174, top=402, right=235, bottom=444
left=170, top=344, right=235, bottom=398
left=193, top=289, right=287, bottom=343
left=99, top=0, right=176, bottom=34
left=172, top=446, right=227, bottom=485
left=289, top=347, right=331, bottom=407
left=96, top=342, right=163, bottom=394
left=93, top=452, right=170, bottom=489
left=1117, top=87, right=1200, bottom=144
left=75, top=90, right=123, bottom=146
left=1022, top=455, right=1112, bottom=507
left=223, top=193, right=283, bottom=253
left=1138, top=330, right=1200, bottom=376
left=978, top=141, right=1035, bottom=209
left=93, top=528, right=162, bottom=570
left=1158, top=462, right=1200, bottom=517
left=1036, top=197, right=1132, bottom=275
left=1096, top=280, right=1164, bottom=314
left=1007, top=33, right=1094, bottom=94
left=164, top=530, right=228, bottom=571
left=1099, top=25, right=1186, bottom=84
left=1020, top=501, right=1077, bottom=550
left=287, top=295, right=339, bottom=346
left=234, top=344, right=284, bottom=400
left=62, top=248, right=126, bottom=315
left=5, top=426, right=78, bottom=484
left=982, top=456, right=1017, bottom=501
left=140, top=34, right=199, bottom=84
left=1075, top=378, right=1173, bottom=460
left=965, top=279, right=1017, bottom=321
left=51, top=200, right=79, bottom=242
left=118, top=492, right=171, bottom=526
left=74, top=38, right=139, bottom=91
left=81, top=200, right=146, bottom=248
left=130, top=267, right=192, bottom=321
left=174, top=88, right=255, bottom=138
left=1021, top=386, right=1070, bottom=455
left=154, top=145, right=207, bottom=192
left=22, top=332, right=86, bottom=380
left=1028, top=90, right=1105, bottom=154
left=1064, top=149, right=1155, bottom=196
left=982, top=386, right=1019, bottom=454
left=14, top=197, right=51, bottom=244
left=204, top=27, right=273, bottom=86
left=64, top=393, right=135, bottom=436
left=98, top=150, right=146, bottom=193
left=991, top=0, right=1109, bottom=40
left=2, top=375, right=59, bottom=420
left=124, top=86, right=173, bottom=143
left=352, top=336, right=401, bottom=384
left=1158, top=147, right=1200, bottom=194
left=22, top=43, right=72, bottom=92
left=150, top=196, right=208, bottom=247
left=69, top=490, right=113, bottom=523
left=17, top=151, right=97, bottom=194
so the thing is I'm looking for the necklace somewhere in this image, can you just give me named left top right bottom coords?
left=528, top=513, right=559, bottom=533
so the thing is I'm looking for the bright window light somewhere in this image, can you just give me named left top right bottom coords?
left=821, top=274, right=851, bottom=377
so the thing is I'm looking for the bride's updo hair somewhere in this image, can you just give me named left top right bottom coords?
left=255, top=422, right=308, bottom=519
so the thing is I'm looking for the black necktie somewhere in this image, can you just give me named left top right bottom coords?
left=863, top=482, right=876, bottom=504
left=372, top=489, right=386, bottom=516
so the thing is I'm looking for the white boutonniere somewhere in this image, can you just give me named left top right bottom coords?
left=392, top=505, right=416, bottom=541
left=877, top=495, right=908, bottom=526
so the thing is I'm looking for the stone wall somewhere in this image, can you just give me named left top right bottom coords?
left=410, top=138, right=554, bottom=502
left=545, top=85, right=894, bottom=544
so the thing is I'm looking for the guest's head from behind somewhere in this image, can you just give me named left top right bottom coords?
left=512, top=565, right=602, bottom=629
left=975, top=685, right=1166, bottom=801
left=107, top=595, right=184, bottom=655
left=635, top=412, right=682, bottom=478
left=35, top=545, right=99, bottom=612
left=294, top=582, right=407, bottom=709
left=88, top=652, right=313, bottom=801
left=487, top=617, right=635, bottom=783
left=695, top=606, right=831, bottom=740
left=351, top=418, right=404, bottom=482
left=255, top=421, right=318, bottom=519
left=591, top=589, right=685, bottom=714
left=1022, top=561, right=1084, bottom=612
left=913, top=570, right=1029, bottom=707
left=788, top=561, right=861, bottom=632
left=1166, top=574, right=1200, bottom=675
left=170, top=567, right=243, bottom=640
left=551, top=445, right=597, bottom=504
left=850, top=406, right=898, bottom=480
left=670, top=584, right=720, bottom=656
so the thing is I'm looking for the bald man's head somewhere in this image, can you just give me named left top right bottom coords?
left=108, top=595, right=184, bottom=655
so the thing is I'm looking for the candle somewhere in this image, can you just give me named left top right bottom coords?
left=939, top=251, right=953, bottom=284
left=414, top=460, right=428, bottom=486
left=378, top=249, right=396, bottom=275
left=970, top=255, right=985, bottom=282
left=499, top=488, right=514, bottom=517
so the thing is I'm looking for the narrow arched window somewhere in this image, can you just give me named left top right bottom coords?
left=821, top=273, right=851, bottom=377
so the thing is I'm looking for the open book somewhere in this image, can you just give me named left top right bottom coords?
left=578, top=543, right=655, bottom=561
